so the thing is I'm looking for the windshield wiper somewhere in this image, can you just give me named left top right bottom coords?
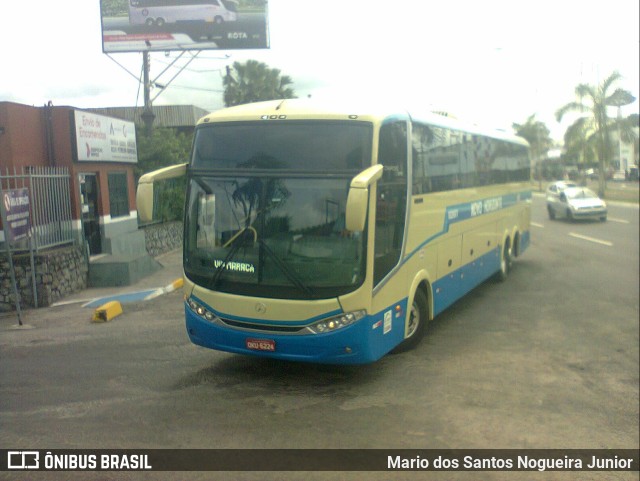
left=259, top=239, right=314, bottom=298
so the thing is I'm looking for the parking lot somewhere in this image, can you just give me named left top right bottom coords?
left=1, top=196, right=638, bottom=480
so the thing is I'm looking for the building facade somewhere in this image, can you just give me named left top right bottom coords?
left=3, top=102, right=203, bottom=287
left=1, top=102, right=140, bottom=258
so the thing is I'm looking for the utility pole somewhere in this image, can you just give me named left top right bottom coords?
left=140, top=51, right=155, bottom=136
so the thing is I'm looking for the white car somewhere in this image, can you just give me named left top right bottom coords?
left=546, top=181, right=578, bottom=196
left=546, top=186, right=607, bottom=222
left=612, top=171, right=626, bottom=182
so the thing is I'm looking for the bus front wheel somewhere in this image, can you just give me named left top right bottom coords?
left=391, top=289, right=427, bottom=353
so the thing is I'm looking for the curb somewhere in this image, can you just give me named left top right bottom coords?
left=90, top=278, right=183, bottom=320
left=143, top=278, right=184, bottom=301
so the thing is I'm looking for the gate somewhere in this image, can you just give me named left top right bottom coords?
left=1, top=166, right=74, bottom=251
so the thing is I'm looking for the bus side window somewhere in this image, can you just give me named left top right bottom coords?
left=411, top=123, right=434, bottom=195
left=375, top=122, right=408, bottom=285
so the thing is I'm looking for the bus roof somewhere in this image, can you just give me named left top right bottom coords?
left=197, top=99, right=529, bottom=147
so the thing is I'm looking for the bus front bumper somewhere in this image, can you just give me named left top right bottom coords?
left=184, top=300, right=408, bottom=365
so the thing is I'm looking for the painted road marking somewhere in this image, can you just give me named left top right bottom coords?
left=531, top=222, right=544, bottom=228
left=82, top=289, right=158, bottom=308
left=607, top=217, right=629, bottom=224
left=569, top=232, right=613, bottom=247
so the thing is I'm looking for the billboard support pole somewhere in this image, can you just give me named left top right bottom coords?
left=141, top=51, right=155, bottom=136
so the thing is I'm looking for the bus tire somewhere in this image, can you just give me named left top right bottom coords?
left=391, top=289, right=427, bottom=353
left=495, top=238, right=512, bottom=282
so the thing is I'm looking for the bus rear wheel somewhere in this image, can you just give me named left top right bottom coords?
left=391, top=289, right=427, bottom=353
left=495, top=239, right=512, bottom=282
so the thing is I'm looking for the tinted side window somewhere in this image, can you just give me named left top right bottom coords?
left=411, top=121, right=530, bottom=193
left=375, top=122, right=408, bottom=285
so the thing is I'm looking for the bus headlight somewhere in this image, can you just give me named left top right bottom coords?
left=306, top=310, right=366, bottom=334
left=186, top=297, right=217, bottom=322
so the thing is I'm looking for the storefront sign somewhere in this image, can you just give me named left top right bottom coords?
left=2, top=188, right=31, bottom=242
left=74, top=111, right=138, bottom=163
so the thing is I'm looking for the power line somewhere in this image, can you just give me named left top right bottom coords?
left=165, top=85, right=224, bottom=93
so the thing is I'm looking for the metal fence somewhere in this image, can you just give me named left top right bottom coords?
left=1, top=166, right=74, bottom=251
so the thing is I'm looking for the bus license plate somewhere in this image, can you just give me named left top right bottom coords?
left=246, top=338, right=276, bottom=352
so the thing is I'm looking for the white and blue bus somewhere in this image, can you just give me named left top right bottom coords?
left=137, top=100, right=531, bottom=364
left=129, top=0, right=237, bottom=27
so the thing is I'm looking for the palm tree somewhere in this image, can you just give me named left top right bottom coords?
left=223, top=60, right=295, bottom=107
left=561, top=117, right=597, bottom=166
left=513, top=114, right=553, bottom=185
left=556, top=71, right=635, bottom=197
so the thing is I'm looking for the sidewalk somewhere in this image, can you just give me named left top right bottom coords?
left=51, top=248, right=184, bottom=308
left=0, top=248, right=185, bottom=334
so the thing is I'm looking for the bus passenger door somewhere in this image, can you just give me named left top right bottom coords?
left=374, top=121, right=408, bottom=286
left=434, top=235, right=462, bottom=315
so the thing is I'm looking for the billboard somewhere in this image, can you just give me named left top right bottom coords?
left=73, top=111, right=138, bottom=163
left=100, top=0, right=270, bottom=53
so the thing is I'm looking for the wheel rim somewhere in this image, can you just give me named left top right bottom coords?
left=501, top=243, right=511, bottom=274
left=407, top=301, right=420, bottom=338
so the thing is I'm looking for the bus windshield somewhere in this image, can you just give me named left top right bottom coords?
left=185, top=176, right=367, bottom=299
left=184, top=121, right=373, bottom=300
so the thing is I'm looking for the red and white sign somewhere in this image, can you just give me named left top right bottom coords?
left=74, top=111, right=137, bottom=163
left=246, top=338, right=276, bottom=352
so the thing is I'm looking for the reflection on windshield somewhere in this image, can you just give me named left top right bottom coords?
left=184, top=176, right=366, bottom=300
left=565, top=188, right=599, bottom=200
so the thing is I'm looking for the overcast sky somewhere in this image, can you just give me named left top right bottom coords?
left=1, top=0, right=638, bottom=142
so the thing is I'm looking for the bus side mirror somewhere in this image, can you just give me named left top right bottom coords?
left=345, top=188, right=369, bottom=232
left=345, top=164, right=384, bottom=232
left=136, top=181, right=154, bottom=223
left=136, top=163, right=188, bottom=223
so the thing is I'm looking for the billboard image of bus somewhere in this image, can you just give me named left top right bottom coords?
left=137, top=100, right=531, bottom=365
left=100, top=0, right=267, bottom=52
left=128, top=0, right=238, bottom=27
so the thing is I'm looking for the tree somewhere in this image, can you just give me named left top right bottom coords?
left=223, top=60, right=295, bottom=107
left=513, top=114, right=553, bottom=183
left=100, top=0, right=128, bottom=17
left=561, top=117, right=597, bottom=166
left=556, top=71, right=636, bottom=197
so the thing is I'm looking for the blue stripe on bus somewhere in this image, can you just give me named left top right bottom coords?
left=405, top=189, right=531, bottom=263
left=185, top=298, right=411, bottom=364
left=432, top=247, right=502, bottom=317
